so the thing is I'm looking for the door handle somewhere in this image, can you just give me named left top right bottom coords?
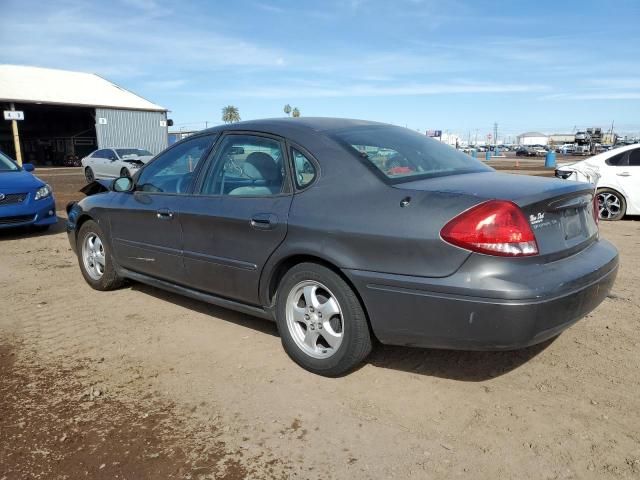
left=616, top=172, right=631, bottom=177
left=250, top=213, right=277, bottom=230
left=156, top=208, right=174, bottom=220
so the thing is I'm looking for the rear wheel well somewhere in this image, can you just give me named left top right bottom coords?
left=267, top=255, right=374, bottom=336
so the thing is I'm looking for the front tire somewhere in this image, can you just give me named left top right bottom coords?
left=85, top=167, right=95, bottom=183
left=120, top=167, right=131, bottom=178
left=275, top=263, right=372, bottom=376
left=77, top=220, right=124, bottom=291
left=597, top=188, right=626, bottom=221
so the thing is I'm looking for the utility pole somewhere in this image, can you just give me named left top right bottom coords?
left=493, top=122, right=498, bottom=148
left=10, top=103, right=23, bottom=165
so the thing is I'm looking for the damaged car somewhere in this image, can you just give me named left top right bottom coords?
left=82, top=148, right=154, bottom=182
left=555, top=144, right=640, bottom=220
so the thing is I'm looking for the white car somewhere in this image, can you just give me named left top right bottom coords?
left=555, top=144, right=640, bottom=220
left=82, top=148, right=154, bottom=182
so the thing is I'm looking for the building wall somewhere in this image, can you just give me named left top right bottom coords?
left=95, top=108, right=168, bottom=154
left=518, top=135, right=548, bottom=146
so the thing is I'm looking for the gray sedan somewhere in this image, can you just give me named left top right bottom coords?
left=66, top=118, right=618, bottom=376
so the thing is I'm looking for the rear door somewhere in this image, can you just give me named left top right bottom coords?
left=109, top=135, right=214, bottom=283
left=90, top=150, right=108, bottom=177
left=178, top=132, right=293, bottom=305
left=615, top=148, right=640, bottom=213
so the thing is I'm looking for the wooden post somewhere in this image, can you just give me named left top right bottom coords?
left=10, top=103, right=23, bottom=166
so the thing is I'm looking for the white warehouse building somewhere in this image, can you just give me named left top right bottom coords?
left=516, top=131, right=549, bottom=146
left=0, top=65, right=169, bottom=165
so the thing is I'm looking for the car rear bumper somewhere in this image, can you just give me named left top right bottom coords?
left=0, top=196, right=57, bottom=229
left=345, top=238, right=618, bottom=350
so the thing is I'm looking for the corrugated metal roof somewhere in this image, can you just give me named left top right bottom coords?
left=0, top=65, right=166, bottom=111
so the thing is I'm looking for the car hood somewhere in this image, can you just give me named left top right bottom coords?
left=0, top=169, right=44, bottom=193
left=395, top=171, right=593, bottom=206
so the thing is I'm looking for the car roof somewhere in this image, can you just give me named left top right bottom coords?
left=199, top=117, right=390, bottom=137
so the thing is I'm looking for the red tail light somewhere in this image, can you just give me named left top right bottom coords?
left=441, top=200, right=538, bottom=257
left=592, top=192, right=600, bottom=225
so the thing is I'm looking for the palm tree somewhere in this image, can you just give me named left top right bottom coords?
left=221, top=105, right=241, bottom=123
left=292, top=107, right=300, bottom=118
left=283, top=104, right=292, bottom=116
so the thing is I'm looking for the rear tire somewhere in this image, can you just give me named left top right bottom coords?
left=85, top=167, right=95, bottom=183
left=597, top=188, right=626, bottom=221
left=275, top=263, right=372, bottom=376
left=77, top=220, right=124, bottom=291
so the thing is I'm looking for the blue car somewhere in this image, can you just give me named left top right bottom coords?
left=0, top=151, right=57, bottom=230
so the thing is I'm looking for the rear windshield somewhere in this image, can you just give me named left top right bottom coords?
left=0, top=151, right=19, bottom=171
left=330, top=125, right=491, bottom=183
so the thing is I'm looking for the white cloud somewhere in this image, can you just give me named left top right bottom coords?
left=199, top=81, right=548, bottom=99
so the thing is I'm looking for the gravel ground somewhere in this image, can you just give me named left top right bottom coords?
left=1, top=170, right=639, bottom=479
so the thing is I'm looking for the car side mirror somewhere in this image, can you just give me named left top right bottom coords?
left=23, top=163, right=35, bottom=172
left=113, top=176, right=134, bottom=192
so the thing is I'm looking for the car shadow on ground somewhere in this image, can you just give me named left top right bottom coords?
left=366, top=338, right=555, bottom=381
left=130, top=283, right=279, bottom=338
left=128, top=281, right=554, bottom=381
left=0, top=218, right=66, bottom=241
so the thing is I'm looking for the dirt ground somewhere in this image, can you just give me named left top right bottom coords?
left=1, top=169, right=639, bottom=479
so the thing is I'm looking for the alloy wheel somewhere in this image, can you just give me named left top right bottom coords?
left=285, top=280, right=344, bottom=359
left=82, top=232, right=105, bottom=280
left=597, top=192, right=621, bottom=220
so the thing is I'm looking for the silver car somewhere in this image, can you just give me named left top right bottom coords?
left=82, top=148, right=154, bottom=182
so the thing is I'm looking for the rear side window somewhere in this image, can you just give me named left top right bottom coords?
left=628, top=149, right=640, bottom=166
left=291, top=148, right=316, bottom=189
left=606, top=152, right=626, bottom=166
left=329, top=125, right=491, bottom=183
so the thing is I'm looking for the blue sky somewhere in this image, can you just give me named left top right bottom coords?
left=1, top=0, right=639, bottom=139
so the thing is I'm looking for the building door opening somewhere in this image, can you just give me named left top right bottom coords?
left=0, top=103, right=97, bottom=166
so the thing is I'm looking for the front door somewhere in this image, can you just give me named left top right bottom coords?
left=178, top=133, right=293, bottom=305
left=109, top=135, right=214, bottom=283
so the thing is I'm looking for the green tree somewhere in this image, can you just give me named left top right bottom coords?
left=221, top=105, right=241, bottom=123
left=283, top=104, right=292, bottom=116
left=291, top=107, right=300, bottom=118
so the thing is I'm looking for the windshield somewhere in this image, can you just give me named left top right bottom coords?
left=330, top=125, right=492, bottom=183
left=0, top=151, right=19, bottom=171
left=116, top=149, right=152, bottom=157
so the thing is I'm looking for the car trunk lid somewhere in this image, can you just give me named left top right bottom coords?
left=395, top=172, right=598, bottom=257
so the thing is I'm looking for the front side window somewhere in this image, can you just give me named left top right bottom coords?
left=292, top=148, right=316, bottom=189
left=329, top=125, right=492, bottom=183
left=201, top=135, right=286, bottom=196
left=628, top=148, right=640, bottom=166
left=136, top=135, right=213, bottom=194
